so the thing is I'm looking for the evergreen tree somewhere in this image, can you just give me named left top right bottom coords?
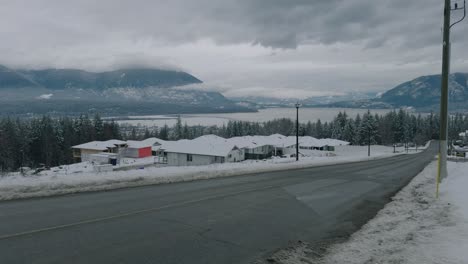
left=359, top=110, right=378, bottom=146
left=174, top=115, right=183, bottom=140
left=93, top=113, right=105, bottom=140
left=342, top=121, right=357, bottom=145
left=159, top=124, right=169, bottom=140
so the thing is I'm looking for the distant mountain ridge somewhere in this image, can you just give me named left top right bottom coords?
left=0, top=65, right=202, bottom=90
left=0, top=65, right=252, bottom=116
left=325, top=73, right=468, bottom=111
left=379, top=73, right=468, bottom=108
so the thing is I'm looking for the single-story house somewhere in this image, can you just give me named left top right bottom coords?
left=125, top=141, right=152, bottom=158
left=141, top=137, right=167, bottom=156
left=72, top=140, right=127, bottom=162
left=164, top=135, right=244, bottom=166
left=225, top=134, right=296, bottom=160
left=226, top=136, right=271, bottom=160
left=298, top=136, right=328, bottom=151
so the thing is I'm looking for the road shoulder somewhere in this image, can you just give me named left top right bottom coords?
left=266, top=160, right=468, bottom=264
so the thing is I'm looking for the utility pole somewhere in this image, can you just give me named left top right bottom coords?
left=295, top=103, right=301, bottom=161
left=368, top=125, right=371, bottom=157
left=438, top=0, right=466, bottom=182
left=366, top=109, right=371, bottom=157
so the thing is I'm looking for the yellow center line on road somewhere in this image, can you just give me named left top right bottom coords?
left=0, top=185, right=277, bottom=241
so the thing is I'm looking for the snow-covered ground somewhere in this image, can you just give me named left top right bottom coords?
left=0, top=144, right=421, bottom=201
left=270, top=160, right=468, bottom=264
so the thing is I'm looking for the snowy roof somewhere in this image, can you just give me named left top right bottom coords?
left=72, top=140, right=127, bottom=150
left=105, top=139, right=127, bottom=145
left=163, top=135, right=239, bottom=157
left=126, top=140, right=152, bottom=149
left=319, top=138, right=350, bottom=146
left=298, top=136, right=326, bottom=147
left=139, top=134, right=349, bottom=156
left=228, top=134, right=349, bottom=148
left=265, top=134, right=296, bottom=148
left=225, top=134, right=296, bottom=149
left=141, top=137, right=166, bottom=146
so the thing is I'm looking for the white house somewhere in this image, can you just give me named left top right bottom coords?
left=72, top=140, right=127, bottom=162
left=163, top=135, right=244, bottom=166
left=140, top=137, right=167, bottom=156
left=124, top=140, right=153, bottom=158
left=225, top=134, right=296, bottom=159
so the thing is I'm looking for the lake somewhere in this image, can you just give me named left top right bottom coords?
left=113, top=108, right=395, bottom=127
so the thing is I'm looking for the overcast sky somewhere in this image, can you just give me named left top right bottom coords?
left=1, top=0, right=467, bottom=98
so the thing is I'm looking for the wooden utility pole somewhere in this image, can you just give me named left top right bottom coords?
left=438, top=0, right=466, bottom=183
left=438, top=0, right=451, bottom=182
left=295, top=103, right=301, bottom=161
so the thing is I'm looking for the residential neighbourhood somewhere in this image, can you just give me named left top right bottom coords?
left=2, top=1, right=468, bottom=263
left=70, top=134, right=349, bottom=169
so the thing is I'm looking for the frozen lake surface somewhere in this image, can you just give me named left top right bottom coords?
left=113, top=108, right=395, bottom=127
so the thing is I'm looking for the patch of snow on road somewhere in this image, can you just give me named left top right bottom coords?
left=273, top=160, right=468, bottom=264
left=0, top=145, right=419, bottom=201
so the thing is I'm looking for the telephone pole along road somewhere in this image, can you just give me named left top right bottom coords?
left=0, top=143, right=437, bottom=264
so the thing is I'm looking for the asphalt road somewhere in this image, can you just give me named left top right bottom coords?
left=0, top=143, right=437, bottom=264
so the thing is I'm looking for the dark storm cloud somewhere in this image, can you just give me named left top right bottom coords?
left=0, top=0, right=466, bottom=98
left=0, top=0, right=448, bottom=50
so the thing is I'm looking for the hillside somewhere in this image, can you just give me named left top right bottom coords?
left=0, top=66, right=202, bottom=90
left=0, top=65, right=252, bottom=116
left=324, top=73, right=468, bottom=111
left=379, top=73, right=468, bottom=108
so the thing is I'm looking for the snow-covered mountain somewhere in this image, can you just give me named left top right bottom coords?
left=0, top=65, right=253, bottom=115
left=0, top=66, right=202, bottom=89
left=379, top=73, right=468, bottom=108
left=326, top=73, right=468, bottom=111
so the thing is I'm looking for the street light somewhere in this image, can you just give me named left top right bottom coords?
left=295, top=103, right=301, bottom=161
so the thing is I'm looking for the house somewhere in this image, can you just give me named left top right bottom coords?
left=72, top=140, right=127, bottom=162
left=164, top=135, right=244, bottom=166
left=298, top=136, right=328, bottom=151
left=140, top=137, right=167, bottom=156
left=225, top=134, right=295, bottom=159
left=125, top=141, right=152, bottom=158
left=226, top=136, right=272, bottom=160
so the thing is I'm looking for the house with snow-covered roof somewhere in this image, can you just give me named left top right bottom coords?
left=224, top=134, right=295, bottom=159
left=72, top=139, right=127, bottom=162
left=125, top=140, right=153, bottom=158
left=163, top=135, right=244, bottom=166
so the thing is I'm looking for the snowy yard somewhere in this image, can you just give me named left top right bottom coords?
left=270, top=160, right=468, bottom=264
left=0, top=144, right=420, bottom=201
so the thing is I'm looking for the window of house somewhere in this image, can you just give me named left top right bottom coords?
left=187, top=154, right=193, bottom=162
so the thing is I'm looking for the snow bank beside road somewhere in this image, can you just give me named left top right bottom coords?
left=0, top=145, right=415, bottom=201
left=277, top=160, right=468, bottom=264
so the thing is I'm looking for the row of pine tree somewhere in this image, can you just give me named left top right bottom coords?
left=135, top=110, right=466, bottom=147
left=0, top=114, right=120, bottom=172
left=1, top=110, right=468, bottom=172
